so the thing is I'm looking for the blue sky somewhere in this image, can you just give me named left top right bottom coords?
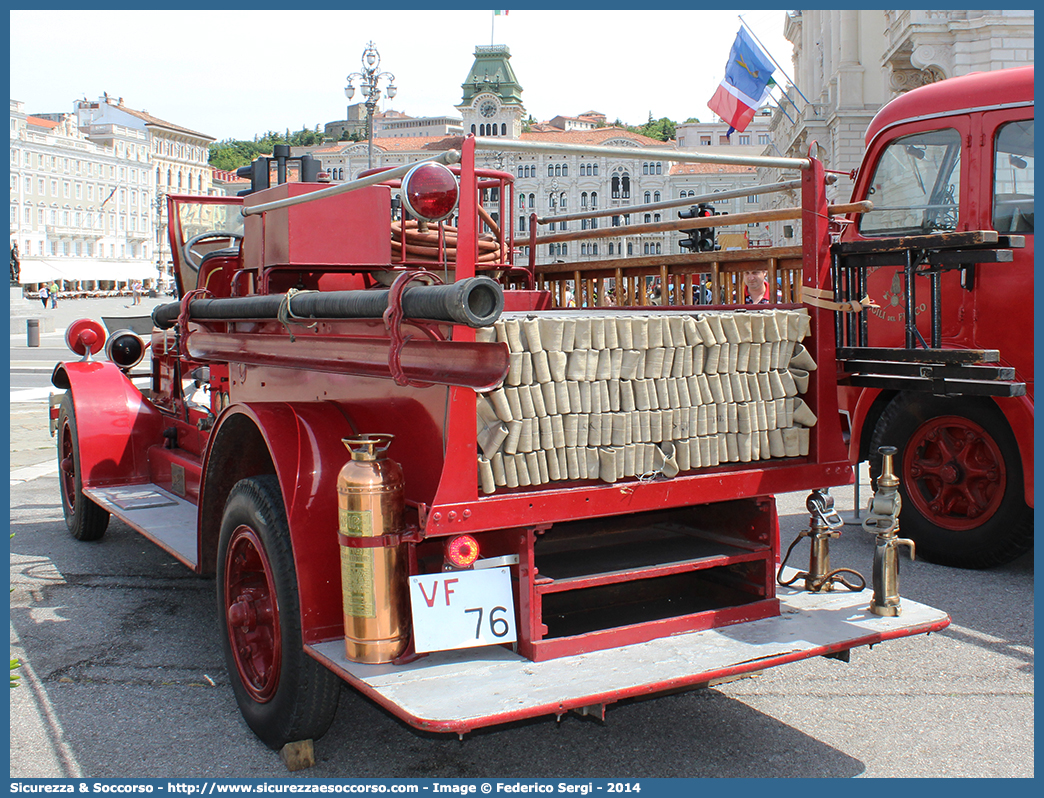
left=10, top=9, right=792, bottom=141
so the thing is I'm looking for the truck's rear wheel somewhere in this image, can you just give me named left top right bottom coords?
left=869, top=393, right=1032, bottom=569
left=56, top=394, right=110, bottom=541
left=217, top=476, right=340, bottom=749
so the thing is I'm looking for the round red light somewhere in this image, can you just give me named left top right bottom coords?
left=445, top=534, right=480, bottom=568
left=65, top=318, right=107, bottom=357
left=401, top=162, right=459, bottom=223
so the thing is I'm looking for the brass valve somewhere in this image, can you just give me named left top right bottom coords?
left=862, top=446, right=916, bottom=616
left=778, top=488, right=865, bottom=593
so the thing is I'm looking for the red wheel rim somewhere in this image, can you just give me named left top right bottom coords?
left=224, top=525, right=282, bottom=703
left=59, top=419, right=77, bottom=515
left=903, top=415, right=1006, bottom=531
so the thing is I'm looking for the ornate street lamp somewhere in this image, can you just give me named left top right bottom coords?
left=345, top=41, right=397, bottom=170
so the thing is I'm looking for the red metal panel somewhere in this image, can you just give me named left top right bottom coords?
left=242, top=183, right=392, bottom=271
left=52, top=361, right=166, bottom=488
left=202, top=402, right=357, bottom=644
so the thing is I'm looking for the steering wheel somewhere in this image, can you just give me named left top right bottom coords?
left=183, top=232, right=243, bottom=272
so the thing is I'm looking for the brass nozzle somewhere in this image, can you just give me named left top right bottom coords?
left=878, top=445, right=900, bottom=490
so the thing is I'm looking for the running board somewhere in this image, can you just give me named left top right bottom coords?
left=306, top=576, right=950, bottom=734
left=84, top=483, right=199, bottom=569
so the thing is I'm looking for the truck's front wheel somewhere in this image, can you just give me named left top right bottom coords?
left=217, top=476, right=340, bottom=749
left=56, top=394, right=110, bottom=541
left=869, top=394, right=1032, bottom=569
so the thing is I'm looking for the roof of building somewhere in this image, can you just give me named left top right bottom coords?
left=211, top=167, right=248, bottom=183
left=520, top=127, right=666, bottom=147
left=25, top=115, right=59, bottom=130
left=86, top=98, right=214, bottom=141
left=669, top=162, right=757, bottom=175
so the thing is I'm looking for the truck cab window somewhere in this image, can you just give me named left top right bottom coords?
left=993, top=120, right=1034, bottom=233
left=858, top=128, right=961, bottom=236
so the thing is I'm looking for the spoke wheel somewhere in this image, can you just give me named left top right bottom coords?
left=224, top=524, right=282, bottom=703
left=870, top=393, right=1032, bottom=569
left=56, top=394, right=110, bottom=541
left=217, top=476, right=340, bottom=749
left=903, top=415, right=1006, bottom=531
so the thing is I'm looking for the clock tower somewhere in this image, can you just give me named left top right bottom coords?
left=458, top=45, right=525, bottom=140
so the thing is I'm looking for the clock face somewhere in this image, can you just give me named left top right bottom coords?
left=480, top=101, right=497, bottom=118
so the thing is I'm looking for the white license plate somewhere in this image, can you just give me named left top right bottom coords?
left=408, top=566, right=517, bottom=654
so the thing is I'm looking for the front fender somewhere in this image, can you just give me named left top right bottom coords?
left=200, top=402, right=357, bottom=643
left=51, top=361, right=166, bottom=488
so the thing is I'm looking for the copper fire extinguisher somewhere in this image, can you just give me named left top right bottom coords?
left=337, top=434, right=410, bottom=664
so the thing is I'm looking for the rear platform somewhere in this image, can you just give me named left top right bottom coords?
left=307, top=572, right=949, bottom=734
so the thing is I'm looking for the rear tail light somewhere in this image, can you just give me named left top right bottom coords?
left=65, top=319, right=106, bottom=361
left=445, top=535, right=480, bottom=569
left=401, top=161, right=459, bottom=223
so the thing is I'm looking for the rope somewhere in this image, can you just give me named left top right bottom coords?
left=801, top=285, right=879, bottom=313
left=276, top=288, right=319, bottom=342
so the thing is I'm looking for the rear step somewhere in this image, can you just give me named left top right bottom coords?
left=306, top=577, right=950, bottom=735
left=83, top=483, right=198, bottom=568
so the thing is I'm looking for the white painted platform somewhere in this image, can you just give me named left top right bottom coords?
left=85, top=483, right=199, bottom=567
left=309, top=575, right=949, bottom=733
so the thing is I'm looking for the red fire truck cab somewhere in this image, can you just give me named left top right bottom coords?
left=837, top=66, right=1034, bottom=569
left=50, top=132, right=955, bottom=752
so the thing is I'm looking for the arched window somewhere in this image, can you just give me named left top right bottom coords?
left=656, top=243, right=662, bottom=254
left=548, top=164, right=554, bottom=177
left=177, top=172, right=182, bottom=190
left=643, top=163, right=649, bottom=175
left=554, top=164, right=561, bottom=177
left=528, top=193, right=535, bottom=209
left=501, top=123, right=506, bottom=136
left=549, top=244, right=555, bottom=256
left=644, top=243, right=650, bottom=255
left=644, top=191, right=651, bottom=203
left=608, top=243, right=614, bottom=255
left=548, top=194, right=556, bottom=210
left=471, top=124, right=476, bottom=134
left=592, top=243, right=598, bottom=255
left=517, top=166, right=524, bottom=178
left=519, top=216, right=526, bottom=232
left=581, top=192, right=588, bottom=208
left=560, top=192, right=567, bottom=210
left=198, top=174, right=203, bottom=191
left=621, top=174, right=630, bottom=199
left=562, top=164, right=568, bottom=177
left=655, top=163, right=662, bottom=175
left=654, top=191, right=660, bottom=202
left=590, top=192, right=597, bottom=208
left=611, top=175, right=620, bottom=199
left=627, top=242, right=634, bottom=256
left=644, top=214, right=651, bottom=224
left=166, top=169, right=172, bottom=187
left=519, top=194, right=526, bottom=209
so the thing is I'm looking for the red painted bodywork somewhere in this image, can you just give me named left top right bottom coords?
left=54, top=130, right=949, bottom=735
left=839, top=67, right=1034, bottom=505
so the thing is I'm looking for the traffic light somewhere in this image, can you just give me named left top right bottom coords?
left=678, top=204, right=719, bottom=252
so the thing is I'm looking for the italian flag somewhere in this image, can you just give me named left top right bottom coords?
left=494, top=9, right=509, bottom=15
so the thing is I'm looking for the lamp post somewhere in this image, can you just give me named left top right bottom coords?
left=345, top=41, right=397, bottom=170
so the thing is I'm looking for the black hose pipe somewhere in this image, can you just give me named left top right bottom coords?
left=152, top=276, right=504, bottom=330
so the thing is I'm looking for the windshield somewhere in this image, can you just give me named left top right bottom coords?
left=858, top=128, right=962, bottom=236
left=176, top=200, right=245, bottom=244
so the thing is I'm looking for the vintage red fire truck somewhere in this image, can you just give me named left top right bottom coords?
left=835, top=65, right=1033, bottom=569
left=53, top=89, right=1023, bottom=752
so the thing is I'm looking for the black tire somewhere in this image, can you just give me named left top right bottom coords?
left=217, top=475, right=340, bottom=749
left=869, top=393, right=1032, bottom=569
left=56, top=394, right=110, bottom=541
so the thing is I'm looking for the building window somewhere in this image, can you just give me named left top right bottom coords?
left=548, top=164, right=554, bottom=177
left=528, top=194, right=535, bottom=209
left=739, top=135, right=750, bottom=145
left=758, top=134, right=769, bottom=145
left=643, top=163, right=649, bottom=175
left=748, top=195, right=758, bottom=203
left=608, top=243, right=614, bottom=255
left=653, top=191, right=660, bottom=202
left=644, top=191, right=651, bottom=203
left=621, top=174, right=630, bottom=199
left=590, top=192, right=597, bottom=208
left=560, top=192, right=567, bottom=210
left=519, top=216, right=526, bottom=232
left=701, top=137, right=711, bottom=146
left=627, top=242, right=633, bottom=256
left=581, top=192, right=588, bottom=208
left=655, top=163, right=662, bottom=175
left=644, top=214, right=651, bottom=224
left=611, top=176, right=620, bottom=199
left=654, top=214, right=660, bottom=222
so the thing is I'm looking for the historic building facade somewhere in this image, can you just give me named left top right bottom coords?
left=9, top=99, right=155, bottom=287
left=762, top=9, right=1035, bottom=210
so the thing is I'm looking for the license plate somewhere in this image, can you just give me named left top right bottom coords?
left=408, top=566, right=517, bottom=654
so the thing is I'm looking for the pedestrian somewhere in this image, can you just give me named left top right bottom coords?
left=131, top=280, right=142, bottom=306
left=38, top=284, right=49, bottom=309
left=49, top=281, right=59, bottom=308
left=743, top=269, right=771, bottom=304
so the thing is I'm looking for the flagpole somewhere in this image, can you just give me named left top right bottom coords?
left=491, top=11, right=495, bottom=45
left=738, top=15, right=813, bottom=107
